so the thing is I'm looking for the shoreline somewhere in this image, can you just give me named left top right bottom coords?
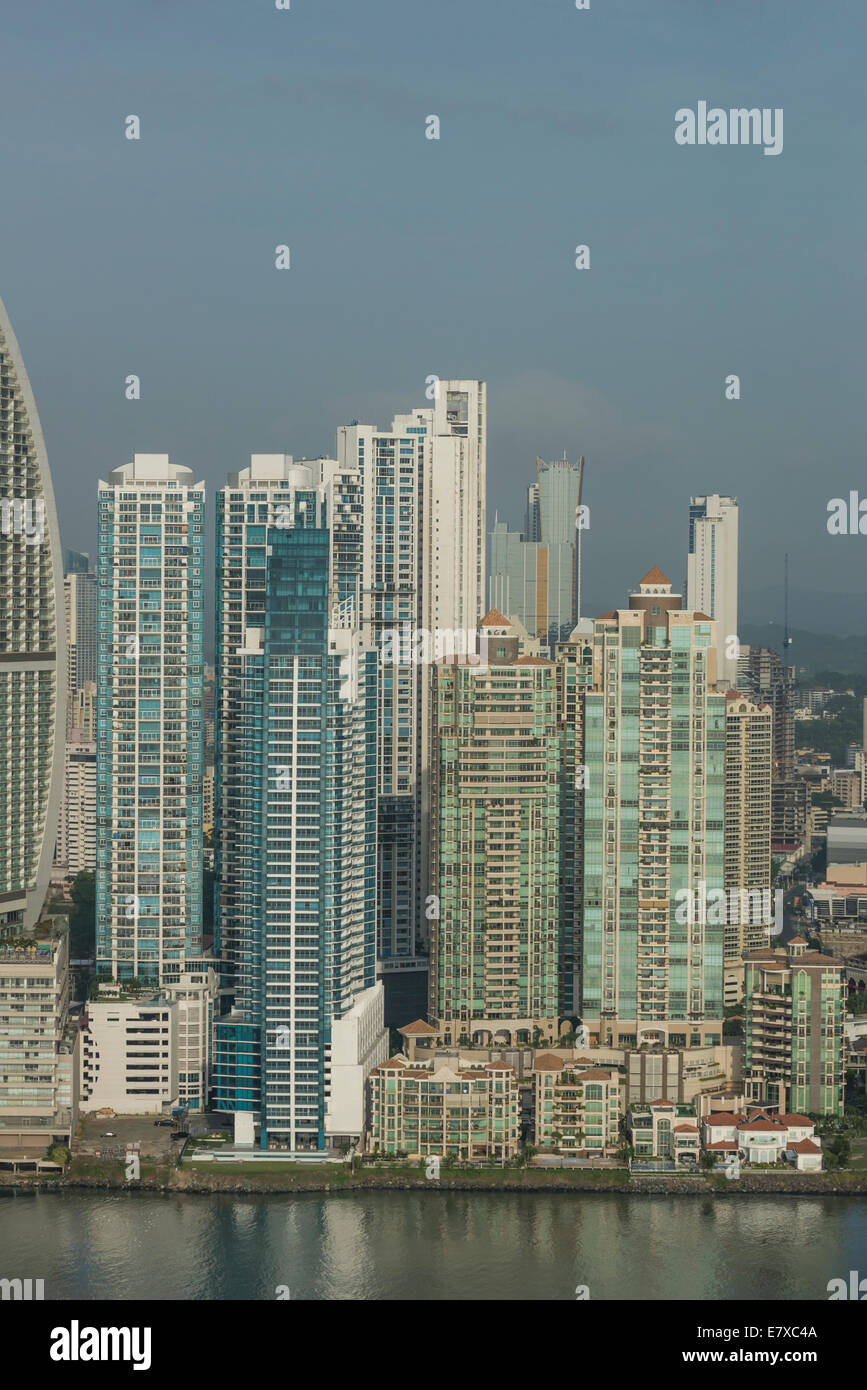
left=3, top=1166, right=867, bottom=1198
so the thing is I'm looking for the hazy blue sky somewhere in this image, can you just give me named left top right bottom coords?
left=1, top=0, right=865, bottom=628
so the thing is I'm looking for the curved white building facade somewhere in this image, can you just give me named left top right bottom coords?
left=0, top=297, right=66, bottom=931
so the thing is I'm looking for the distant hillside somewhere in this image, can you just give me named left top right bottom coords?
left=740, top=624, right=867, bottom=679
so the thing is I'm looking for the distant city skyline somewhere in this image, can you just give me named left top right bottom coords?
left=2, top=0, right=865, bottom=636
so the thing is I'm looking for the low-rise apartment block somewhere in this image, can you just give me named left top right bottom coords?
left=79, top=990, right=178, bottom=1115
left=627, top=1099, right=700, bottom=1165
left=0, top=925, right=77, bottom=1152
left=533, top=1054, right=622, bottom=1155
left=367, top=1054, right=519, bottom=1161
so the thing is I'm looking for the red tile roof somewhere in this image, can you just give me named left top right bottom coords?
left=737, top=1117, right=786, bottom=1132
left=398, top=1019, right=438, bottom=1035
left=788, top=1139, right=821, bottom=1155
left=533, top=1052, right=566, bottom=1071
left=640, top=566, right=671, bottom=585
left=480, top=608, right=509, bottom=627
left=372, top=1056, right=409, bottom=1073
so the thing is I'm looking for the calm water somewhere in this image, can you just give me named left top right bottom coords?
left=1, top=1191, right=866, bottom=1300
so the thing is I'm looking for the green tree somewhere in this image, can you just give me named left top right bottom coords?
left=826, top=1135, right=851, bottom=1169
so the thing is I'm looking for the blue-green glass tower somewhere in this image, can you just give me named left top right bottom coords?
left=582, top=568, right=725, bottom=1049
left=213, top=458, right=377, bottom=1149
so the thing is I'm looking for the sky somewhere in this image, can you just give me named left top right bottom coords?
left=1, top=0, right=865, bottom=630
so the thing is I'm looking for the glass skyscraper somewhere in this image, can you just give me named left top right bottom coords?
left=0, top=296, right=66, bottom=933
left=582, top=568, right=725, bottom=1048
left=96, top=455, right=205, bottom=983
left=213, top=458, right=380, bottom=1148
left=489, top=454, right=584, bottom=650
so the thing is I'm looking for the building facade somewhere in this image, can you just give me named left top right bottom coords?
left=213, top=485, right=381, bottom=1149
left=0, top=925, right=76, bottom=1150
left=488, top=454, right=584, bottom=649
left=367, top=1054, right=519, bottom=1161
left=80, top=991, right=178, bottom=1116
left=627, top=1098, right=700, bottom=1164
left=533, top=1054, right=622, bottom=1155
left=430, top=622, right=562, bottom=1046
left=0, top=297, right=66, bottom=934
left=554, top=621, right=595, bottom=1017
left=64, top=564, right=97, bottom=731
left=743, top=941, right=845, bottom=1116
left=737, top=644, right=801, bottom=850
left=686, top=494, right=739, bottom=685
left=95, top=455, right=205, bottom=984
left=336, top=382, right=486, bottom=968
left=582, top=569, right=726, bottom=1048
left=724, top=692, right=773, bottom=961
left=56, top=731, right=97, bottom=874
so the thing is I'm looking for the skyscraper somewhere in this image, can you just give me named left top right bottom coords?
left=724, top=692, right=773, bottom=962
left=96, top=455, right=205, bottom=984
left=686, top=494, right=739, bottom=685
left=582, top=568, right=726, bottom=1048
left=430, top=614, right=561, bottom=1046
left=0, top=296, right=66, bottom=933
left=489, top=454, right=584, bottom=648
left=64, top=548, right=91, bottom=575
left=337, top=381, right=486, bottom=971
left=64, top=562, right=98, bottom=729
left=554, top=619, right=595, bottom=1018
left=56, top=730, right=97, bottom=875
left=737, top=643, right=801, bottom=850
left=744, top=940, right=844, bottom=1117
left=214, top=456, right=361, bottom=1014
left=213, top=459, right=383, bottom=1148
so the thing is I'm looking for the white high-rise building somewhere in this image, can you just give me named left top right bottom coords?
left=96, top=455, right=205, bottom=985
left=0, top=297, right=66, bottom=933
left=336, top=381, right=486, bottom=967
left=686, top=494, right=739, bottom=685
